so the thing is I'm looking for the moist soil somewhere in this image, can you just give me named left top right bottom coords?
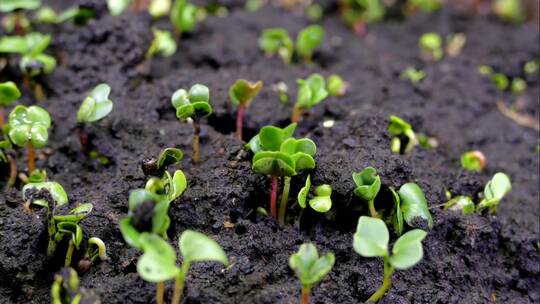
left=1, top=1, right=539, bottom=303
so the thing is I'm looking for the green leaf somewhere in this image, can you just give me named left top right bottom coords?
left=179, top=230, right=229, bottom=266
left=327, top=74, right=346, bottom=97
left=189, top=84, right=209, bottom=103
left=419, top=32, right=443, bottom=60
left=8, top=105, right=52, bottom=147
left=477, top=172, right=512, bottom=213
left=296, top=25, right=325, bottom=60
left=460, top=151, right=485, bottom=172
left=0, top=81, right=21, bottom=106
left=137, top=233, right=180, bottom=283
left=252, top=151, right=296, bottom=177
left=289, top=243, right=334, bottom=287
left=296, top=74, right=328, bottom=110
left=0, top=36, right=28, bottom=53
left=77, top=83, right=113, bottom=123
left=172, top=84, right=212, bottom=119
left=352, top=167, right=381, bottom=202
left=309, top=184, right=332, bottom=213
left=152, top=199, right=172, bottom=237
left=29, top=124, right=49, bottom=148
left=147, top=28, right=177, bottom=58
left=87, top=237, right=107, bottom=261
left=22, top=181, right=68, bottom=207
left=443, top=195, right=475, bottom=215
left=297, top=175, right=311, bottom=209
left=280, top=138, right=317, bottom=156
left=390, top=229, right=427, bottom=269
left=247, top=123, right=297, bottom=153
left=353, top=216, right=389, bottom=257
left=390, top=187, right=404, bottom=235
left=157, top=147, right=183, bottom=170
left=0, top=0, right=41, bottom=12
left=400, top=67, right=426, bottom=84
left=398, top=183, right=433, bottom=229
left=57, top=222, right=83, bottom=249
left=107, top=0, right=131, bottom=16
left=9, top=105, right=51, bottom=127
left=54, top=203, right=93, bottom=223
left=168, top=170, right=187, bottom=202
left=229, top=79, right=263, bottom=107
left=149, top=0, right=171, bottom=18
left=171, top=0, right=199, bottom=33
left=119, top=217, right=142, bottom=249
left=128, top=189, right=160, bottom=212
left=258, top=28, right=293, bottom=63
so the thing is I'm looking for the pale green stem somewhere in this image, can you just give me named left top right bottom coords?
left=65, top=240, right=74, bottom=267
left=278, top=176, right=291, bottom=227
left=367, top=257, right=394, bottom=302
left=172, top=261, right=190, bottom=304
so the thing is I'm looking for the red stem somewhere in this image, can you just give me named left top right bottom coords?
left=27, top=143, right=35, bottom=173
left=0, top=107, right=4, bottom=127
left=236, top=105, right=245, bottom=140
left=301, top=287, right=310, bottom=304
left=270, top=176, right=278, bottom=218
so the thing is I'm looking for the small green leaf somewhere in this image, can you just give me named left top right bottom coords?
left=460, top=151, right=486, bottom=172
left=298, top=175, right=311, bottom=209
left=252, top=151, right=296, bottom=177
left=259, top=28, right=293, bottom=64
left=477, top=172, right=512, bottom=213
left=54, top=203, right=93, bottom=223
left=149, top=0, right=171, bottom=18
left=419, top=32, right=443, bottom=60
left=87, top=237, right=107, bottom=261
left=0, top=0, right=41, bottom=12
left=296, top=74, right=328, bottom=110
left=327, top=74, right=346, bottom=97
left=491, top=73, right=509, bottom=91
left=352, top=167, right=381, bottom=202
left=0, top=81, right=21, bottom=106
left=296, top=25, right=325, bottom=60
left=57, top=222, right=84, bottom=249
left=8, top=105, right=51, bottom=148
left=0, top=35, right=28, bottom=53
left=179, top=230, right=229, bottom=266
left=77, top=83, right=113, bottom=123
left=390, top=187, right=404, bottom=235
left=146, top=28, right=177, bottom=58
left=443, top=195, right=475, bottom=215
left=137, top=233, right=180, bottom=283
left=157, top=147, right=183, bottom=170
left=168, top=170, right=187, bottom=202
left=353, top=216, right=389, bottom=257
left=229, top=79, right=263, bottom=107
left=119, top=217, right=142, bottom=249
left=388, top=115, right=417, bottom=154
left=390, top=229, right=427, bottom=269
left=171, top=0, right=199, bottom=33
left=23, top=181, right=68, bottom=207
left=400, top=67, right=426, bottom=84
left=398, top=183, right=433, bottom=229
left=289, top=243, right=334, bottom=287
left=107, top=0, right=131, bottom=16
left=172, top=84, right=212, bottom=119
left=309, top=184, right=332, bottom=213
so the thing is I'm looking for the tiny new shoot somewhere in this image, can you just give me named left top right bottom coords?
left=258, top=25, right=324, bottom=64
left=78, top=237, right=107, bottom=273
left=297, top=175, right=333, bottom=216
left=76, top=83, right=114, bottom=156
left=388, top=115, right=417, bottom=154
left=352, top=166, right=381, bottom=217
left=400, top=67, right=426, bottom=85
left=141, top=147, right=184, bottom=177
left=476, top=172, right=511, bottom=214
left=146, top=28, right=177, bottom=59
left=391, top=182, right=433, bottom=235
left=292, top=73, right=328, bottom=123
left=0, top=0, right=41, bottom=35
left=419, top=32, right=443, bottom=62
left=461, top=150, right=486, bottom=172
left=339, top=0, right=385, bottom=36
left=229, top=79, right=263, bottom=140
left=51, top=267, right=99, bottom=304
left=0, top=81, right=21, bottom=127
left=170, top=0, right=201, bottom=39
left=327, top=74, right=348, bottom=97
left=353, top=216, right=427, bottom=302
left=289, top=243, right=335, bottom=304
left=171, top=84, right=212, bottom=163
left=296, top=25, right=325, bottom=63
left=8, top=105, right=51, bottom=173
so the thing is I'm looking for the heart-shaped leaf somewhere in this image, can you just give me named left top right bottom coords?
left=297, top=175, right=311, bottom=209
left=0, top=81, right=21, bottom=106
left=309, top=184, right=332, bottom=213
left=77, top=83, right=113, bottom=123
left=229, top=79, right=263, bottom=106
left=390, top=229, right=427, bottom=269
left=289, top=243, right=334, bottom=287
left=137, top=233, right=180, bottom=283
left=252, top=151, right=296, bottom=177
left=179, top=230, right=228, bottom=266
left=353, top=216, right=389, bottom=258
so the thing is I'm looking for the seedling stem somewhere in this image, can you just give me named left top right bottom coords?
left=368, top=199, right=378, bottom=218
left=28, top=142, right=35, bottom=172
left=278, top=176, right=291, bottom=226
left=172, top=261, right=190, bottom=304
left=192, top=120, right=200, bottom=163
left=291, top=105, right=302, bottom=123
left=65, top=240, right=75, bottom=266
left=301, top=286, right=311, bottom=304
left=236, top=104, right=245, bottom=140
left=270, top=175, right=278, bottom=218
left=156, top=281, right=165, bottom=304
left=7, top=155, right=17, bottom=187
left=368, top=258, right=394, bottom=302
left=0, top=108, right=4, bottom=127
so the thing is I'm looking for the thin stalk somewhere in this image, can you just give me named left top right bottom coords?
left=291, top=106, right=302, bottom=123
left=156, top=282, right=165, bottom=304
left=76, top=126, right=90, bottom=156
left=235, top=104, right=245, bottom=140
left=0, top=107, right=4, bottom=127
left=34, top=83, right=45, bottom=101
left=23, top=74, right=30, bottom=89
left=270, top=175, right=278, bottom=218
left=27, top=142, right=35, bottom=173
left=367, top=257, right=394, bottom=302
left=278, top=176, right=291, bottom=227
left=7, top=155, right=17, bottom=187
left=14, top=11, right=25, bottom=36
left=65, top=240, right=74, bottom=266
left=368, top=199, right=378, bottom=218
left=192, top=120, right=200, bottom=163
left=301, top=286, right=311, bottom=304
left=172, top=262, right=190, bottom=304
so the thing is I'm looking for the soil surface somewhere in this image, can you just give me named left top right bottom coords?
left=1, top=1, right=539, bottom=303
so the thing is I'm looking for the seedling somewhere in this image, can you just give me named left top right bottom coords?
left=353, top=216, right=427, bottom=302
left=51, top=267, right=99, bottom=304
left=400, top=67, right=426, bottom=85
left=170, top=0, right=201, bottom=38
left=145, top=168, right=187, bottom=203
left=476, top=172, right=511, bottom=214
left=292, top=73, right=328, bottom=123
left=76, top=83, right=114, bottom=156
left=136, top=230, right=228, bottom=304
left=443, top=195, right=475, bottom=215
left=0, top=32, right=56, bottom=99
left=259, top=25, right=324, bottom=64
left=492, top=73, right=509, bottom=91
left=419, top=32, right=443, bottom=62
left=445, top=33, right=467, bottom=57
left=339, top=0, right=385, bottom=36
left=107, top=0, right=131, bottom=15
left=78, top=237, right=107, bottom=273
left=388, top=115, right=417, bottom=154
left=406, top=0, right=442, bottom=14
left=327, top=74, right=347, bottom=97
left=247, top=123, right=317, bottom=225
left=524, top=60, right=539, bottom=75
left=146, top=28, right=177, bottom=59
left=298, top=176, right=333, bottom=213
left=390, top=183, right=433, bottom=235
left=0, top=0, right=41, bottom=35
left=511, top=77, right=527, bottom=94
left=171, top=84, right=212, bottom=163
left=0, top=81, right=20, bottom=127
left=461, top=150, right=486, bottom=172
left=352, top=167, right=381, bottom=217
left=8, top=105, right=51, bottom=172
left=141, top=147, right=184, bottom=177
left=289, top=243, right=335, bottom=304
left=229, top=79, right=263, bottom=140
left=493, top=0, right=525, bottom=24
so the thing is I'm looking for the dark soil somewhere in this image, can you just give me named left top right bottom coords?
left=1, top=1, right=539, bottom=303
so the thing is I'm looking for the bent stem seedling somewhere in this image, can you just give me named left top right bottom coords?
left=353, top=216, right=427, bottom=302
left=171, top=84, right=212, bottom=163
left=229, top=79, right=263, bottom=140
left=292, top=73, right=328, bottom=123
left=289, top=243, right=334, bottom=304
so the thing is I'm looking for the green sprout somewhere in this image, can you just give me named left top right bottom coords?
left=145, top=168, right=187, bottom=204
left=78, top=237, right=107, bottom=273
left=0, top=32, right=56, bottom=100
left=492, top=73, right=509, bottom=91
left=171, top=84, right=212, bottom=163
left=141, top=147, right=184, bottom=177
left=146, top=28, right=177, bottom=59
left=353, top=216, right=427, bottom=302
left=511, top=77, right=527, bottom=94
left=352, top=167, right=381, bottom=217
left=51, top=267, right=100, bottom=304
left=170, top=0, right=201, bottom=38
left=259, top=25, right=325, bottom=64
left=247, top=123, right=317, bottom=226
left=327, top=74, right=347, bottom=97
left=445, top=33, right=467, bottom=57
left=443, top=195, right=475, bottom=215
left=419, top=32, right=443, bottom=62
left=76, top=83, right=114, bottom=155
left=34, top=5, right=95, bottom=25
left=461, top=150, right=486, bottom=172
left=292, top=73, right=328, bottom=123
left=493, top=0, right=525, bottom=24
left=107, top=0, right=131, bottom=16
left=0, top=0, right=41, bottom=35
left=406, top=0, right=442, bottom=14
left=289, top=243, right=335, bottom=304
left=149, top=0, right=171, bottom=17
left=8, top=105, right=51, bottom=173
left=400, top=67, right=426, bottom=85
left=298, top=176, right=333, bottom=213
left=390, top=183, right=433, bottom=235
left=136, top=230, right=228, bottom=304
left=229, top=79, right=263, bottom=140
left=0, top=81, right=21, bottom=128
left=524, top=60, right=539, bottom=75
left=339, top=0, right=385, bottom=36
left=388, top=115, right=417, bottom=154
